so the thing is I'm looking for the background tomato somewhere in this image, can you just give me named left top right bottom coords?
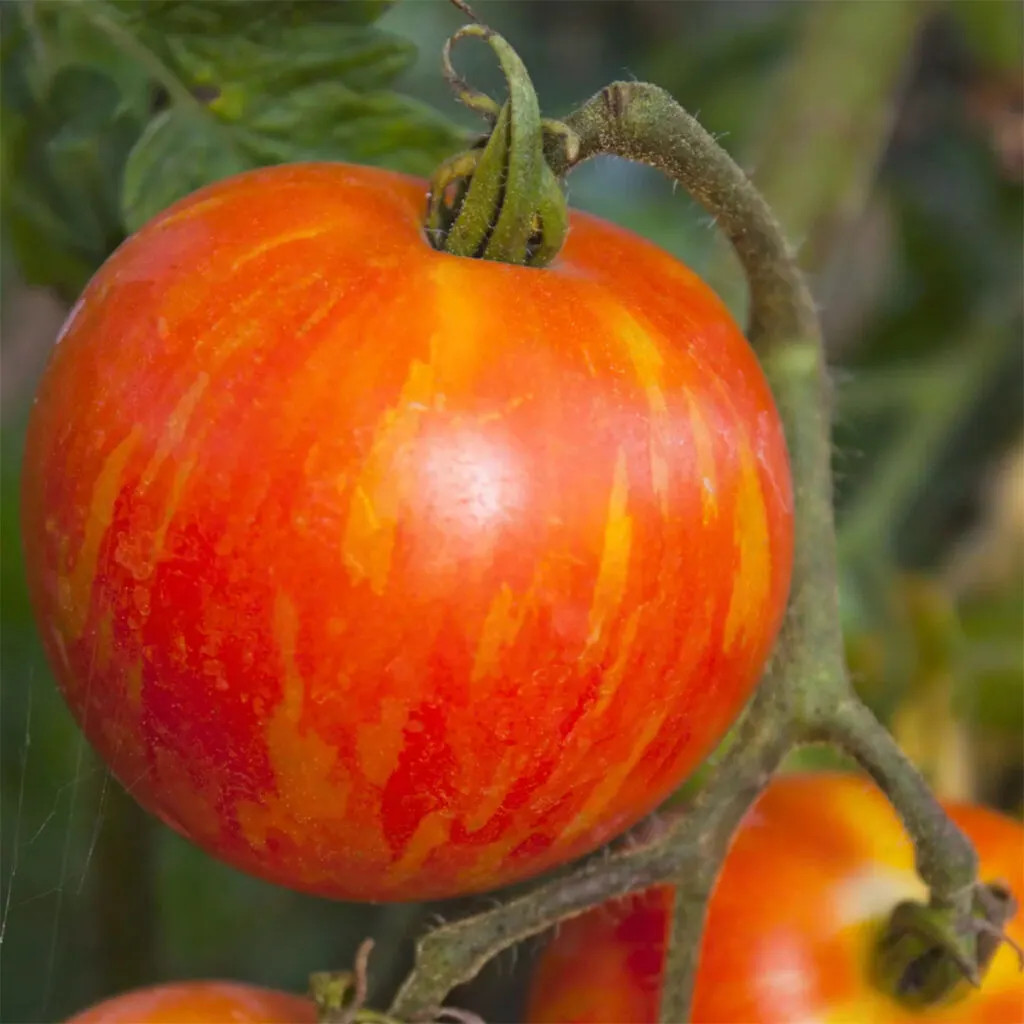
left=21, top=161, right=793, bottom=902
left=65, top=980, right=314, bottom=1023
left=526, top=772, right=1024, bottom=1023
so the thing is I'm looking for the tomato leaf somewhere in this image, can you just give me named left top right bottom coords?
left=120, top=108, right=252, bottom=232
left=2, top=0, right=463, bottom=281
left=113, top=0, right=397, bottom=37
left=115, top=0, right=465, bottom=230
left=223, top=83, right=469, bottom=173
left=1, top=4, right=147, bottom=296
left=165, top=20, right=417, bottom=95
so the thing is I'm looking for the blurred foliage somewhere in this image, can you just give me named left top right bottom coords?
left=1, top=0, right=463, bottom=296
left=1, top=1, right=1022, bottom=1022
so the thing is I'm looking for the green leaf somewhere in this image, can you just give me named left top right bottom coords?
left=229, top=85, right=470, bottom=174
left=114, top=0, right=397, bottom=37
left=1, top=2, right=150, bottom=294
left=2, top=57, right=144, bottom=296
left=109, top=0, right=464, bottom=226
left=3, top=1, right=152, bottom=112
left=3, top=0, right=462, bottom=290
left=166, top=22, right=418, bottom=95
left=121, top=108, right=252, bottom=233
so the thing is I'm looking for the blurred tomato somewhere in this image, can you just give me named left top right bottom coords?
left=527, top=773, right=1024, bottom=1022
left=65, top=980, right=315, bottom=1023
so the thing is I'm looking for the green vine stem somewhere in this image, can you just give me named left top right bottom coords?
left=820, top=698, right=977, bottom=891
left=556, top=77, right=990, bottom=1023
left=380, top=59, right=1014, bottom=1020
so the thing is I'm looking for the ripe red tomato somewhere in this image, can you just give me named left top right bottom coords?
left=65, top=981, right=314, bottom=1023
left=21, top=162, right=793, bottom=901
left=526, top=772, right=1024, bottom=1022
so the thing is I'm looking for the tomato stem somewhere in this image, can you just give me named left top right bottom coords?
left=424, top=23, right=574, bottom=267
left=385, top=14, right=1014, bottom=1024
left=819, top=698, right=978, bottom=897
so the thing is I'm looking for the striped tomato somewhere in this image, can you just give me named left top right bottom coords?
left=526, top=773, right=1024, bottom=1023
left=65, top=981, right=314, bottom=1023
left=21, top=162, right=792, bottom=901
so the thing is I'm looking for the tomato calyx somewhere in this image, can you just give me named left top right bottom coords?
left=872, top=882, right=1023, bottom=1010
left=309, top=940, right=484, bottom=1024
left=423, top=14, right=576, bottom=268
left=310, top=939, right=393, bottom=1024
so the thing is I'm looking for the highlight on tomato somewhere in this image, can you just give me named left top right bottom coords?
left=21, top=161, right=794, bottom=902
left=526, top=772, right=1024, bottom=1023
left=64, top=980, right=315, bottom=1023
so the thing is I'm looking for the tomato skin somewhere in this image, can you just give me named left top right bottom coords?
left=526, top=773, right=1024, bottom=1023
left=21, top=162, right=793, bottom=901
left=65, top=981, right=315, bottom=1023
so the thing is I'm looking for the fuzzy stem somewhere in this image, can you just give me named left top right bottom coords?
left=811, top=698, right=990, bottom=996
left=655, top=670, right=794, bottom=1023
left=549, top=81, right=848, bottom=1020
left=551, top=81, right=989, bottom=1016
left=815, top=698, right=978, bottom=900
left=389, top=29, right=999, bottom=1022
left=549, top=84, right=815, bottom=353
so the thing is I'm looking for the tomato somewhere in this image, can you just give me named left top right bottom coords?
left=65, top=981, right=314, bottom=1023
left=526, top=773, right=1024, bottom=1023
left=21, top=162, right=793, bottom=901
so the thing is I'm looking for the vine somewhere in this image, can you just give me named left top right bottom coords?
left=311, top=13, right=1024, bottom=1023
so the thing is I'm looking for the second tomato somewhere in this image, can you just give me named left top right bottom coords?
left=527, top=773, right=1024, bottom=1023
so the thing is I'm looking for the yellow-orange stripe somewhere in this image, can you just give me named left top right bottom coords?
left=62, top=427, right=142, bottom=639
left=586, top=448, right=633, bottom=651
left=605, top=303, right=671, bottom=517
